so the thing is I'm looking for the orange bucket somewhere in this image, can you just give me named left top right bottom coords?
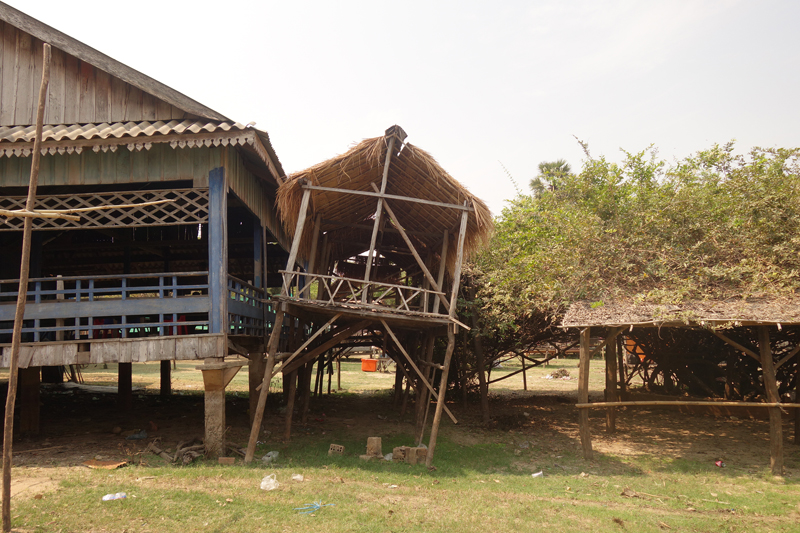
left=361, top=358, right=378, bottom=372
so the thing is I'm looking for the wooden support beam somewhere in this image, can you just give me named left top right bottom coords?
left=775, top=344, right=800, bottom=370
left=304, top=216, right=322, bottom=299
left=606, top=335, right=618, bottom=433
left=711, top=330, right=761, bottom=362
left=448, top=207, right=470, bottom=314
left=303, top=185, right=474, bottom=211
left=576, top=401, right=800, bottom=408
left=283, top=188, right=312, bottom=295
left=362, top=137, right=396, bottom=303
left=244, top=306, right=285, bottom=463
left=17, top=367, right=40, bottom=436
left=248, top=353, right=266, bottom=425
left=381, top=320, right=457, bottom=424
left=759, top=326, right=783, bottom=476
left=432, top=230, right=449, bottom=316
left=425, top=325, right=456, bottom=468
left=3, top=43, right=50, bottom=533
left=273, top=314, right=342, bottom=375
left=578, top=328, right=593, bottom=460
left=280, top=321, right=368, bottom=376
left=208, top=167, right=228, bottom=335
left=370, top=183, right=450, bottom=314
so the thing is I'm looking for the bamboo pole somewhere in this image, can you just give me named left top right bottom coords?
left=605, top=335, right=618, bottom=433
left=3, top=43, right=50, bottom=533
left=576, top=401, right=800, bottom=409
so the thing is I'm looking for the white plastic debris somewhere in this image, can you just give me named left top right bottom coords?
left=384, top=453, right=393, bottom=461
left=531, top=471, right=544, bottom=478
left=291, top=473, right=304, bottom=482
left=261, top=451, right=279, bottom=463
left=260, top=474, right=279, bottom=491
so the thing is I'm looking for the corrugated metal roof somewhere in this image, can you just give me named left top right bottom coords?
left=0, top=119, right=247, bottom=143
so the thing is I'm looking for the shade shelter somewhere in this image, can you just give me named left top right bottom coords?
left=245, top=125, right=492, bottom=466
left=562, top=298, right=800, bottom=475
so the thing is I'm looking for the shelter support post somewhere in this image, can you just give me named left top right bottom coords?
left=118, top=363, right=132, bottom=411
left=362, top=136, right=396, bottom=302
left=198, top=359, right=244, bottom=458
left=579, top=327, right=593, bottom=459
left=244, top=306, right=285, bottom=462
left=758, top=326, right=783, bottom=476
left=426, top=324, right=456, bottom=468
left=605, top=335, right=618, bottom=433
left=18, top=367, right=40, bottom=436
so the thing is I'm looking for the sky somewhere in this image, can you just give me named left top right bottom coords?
left=6, top=0, right=799, bottom=216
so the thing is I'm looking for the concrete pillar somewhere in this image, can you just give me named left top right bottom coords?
left=199, top=359, right=243, bottom=459
left=118, top=363, right=132, bottom=411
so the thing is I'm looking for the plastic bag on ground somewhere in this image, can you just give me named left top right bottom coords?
left=260, top=474, right=279, bottom=491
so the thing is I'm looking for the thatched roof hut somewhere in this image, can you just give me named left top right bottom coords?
left=276, top=126, right=492, bottom=278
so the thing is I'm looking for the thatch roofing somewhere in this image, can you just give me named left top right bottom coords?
left=277, top=126, right=492, bottom=276
left=562, top=297, right=800, bottom=328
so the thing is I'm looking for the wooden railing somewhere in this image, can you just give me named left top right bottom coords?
left=0, top=272, right=271, bottom=342
left=279, top=270, right=446, bottom=315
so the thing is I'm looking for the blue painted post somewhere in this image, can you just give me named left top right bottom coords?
left=208, top=167, right=228, bottom=335
left=254, top=220, right=263, bottom=290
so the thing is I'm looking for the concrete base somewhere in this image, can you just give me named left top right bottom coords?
left=198, top=359, right=244, bottom=459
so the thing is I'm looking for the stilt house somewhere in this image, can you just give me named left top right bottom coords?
left=0, top=3, right=289, bottom=456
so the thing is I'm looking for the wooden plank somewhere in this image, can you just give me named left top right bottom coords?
left=0, top=22, right=18, bottom=125
left=141, top=91, right=157, bottom=121
left=447, top=207, right=470, bottom=317
left=283, top=188, right=312, bottom=295
left=62, top=53, right=79, bottom=124
left=94, top=68, right=111, bottom=122
left=46, top=46, right=65, bottom=125
left=109, top=75, right=127, bottom=122
left=14, top=30, right=34, bottom=125
left=759, top=326, right=783, bottom=476
left=77, top=61, right=95, bottom=124
left=578, top=328, right=593, bottom=459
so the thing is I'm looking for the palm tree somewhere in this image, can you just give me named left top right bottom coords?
left=530, top=159, right=572, bottom=195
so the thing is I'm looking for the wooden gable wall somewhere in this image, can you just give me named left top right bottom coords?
left=0, top=20, right=190, bottom=126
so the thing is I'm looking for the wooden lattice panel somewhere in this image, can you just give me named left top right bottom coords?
left=0, top=189, right=209, bottom=231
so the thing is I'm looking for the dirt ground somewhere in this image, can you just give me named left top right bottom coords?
left=4, top=367, right=798, bottom=482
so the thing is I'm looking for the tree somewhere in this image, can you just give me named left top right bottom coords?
left=529, top=159, right=572, bottom=195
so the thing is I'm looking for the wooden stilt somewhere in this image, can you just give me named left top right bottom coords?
left=362, top=136, right=397, bottom=303
left=605, top=335, right=618, bottom=433
left=160, top=360, right=171, bottom=397
left=300, top=362, right=313, bottom=423
left=796, top=362, right=799, bottom=445
left=617, top=335, right=627, bottom=395
left=578, top=327, right=593, bottom=460
left=284, top=370, right=298, bottom=441
left=18, top=367, right=40, bottom=436
left=758, top=326, right=783, bottom=476
left=118, top=363, right=132, bottom=411
left=426, top=325, right=456, bottom=468
left=337, top=352, right=342, bottom=391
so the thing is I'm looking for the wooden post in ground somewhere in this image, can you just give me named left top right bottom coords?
left=758, top=326, right=783, bottom=476
left=300, top=362, right=313, bottom=423
left=18, top=367, right=40, bottom=436
left=118, top=363, right=133, bottom=411
left=605, top=335, right=618, bottom=433
left=284, top=370, right=298, bottom=441
left=426, top=206, right=469, bottom=468
left=244, top=306, right=284, bottom=462
left=796, top=360, right=799, bottom=445
left=160, top=360, right=171, bottom=396
left=578, top=327, right=593, bottom=459
left=249, top=354, right=266, bottom=424
left=3, top=43, right=50, bottom=533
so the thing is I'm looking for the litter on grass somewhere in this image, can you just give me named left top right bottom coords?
left=295, top=500, right=334, bottom=514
